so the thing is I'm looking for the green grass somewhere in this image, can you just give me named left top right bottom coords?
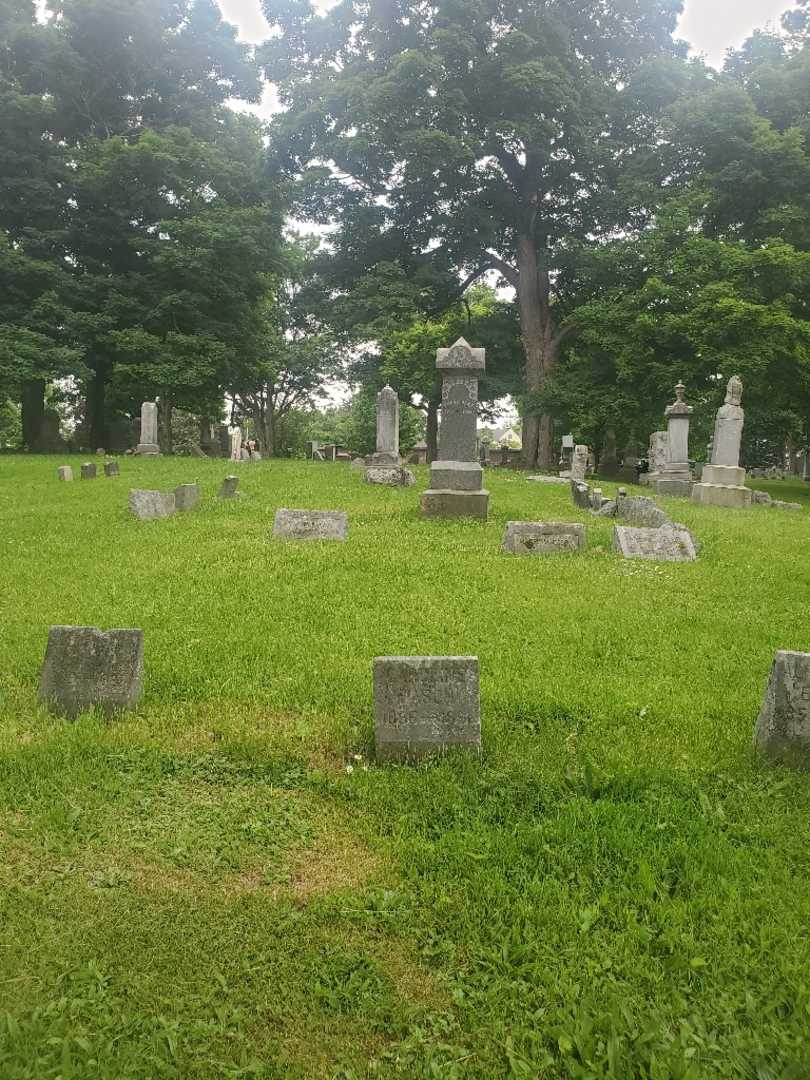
left=1, top=454, right=810, bottom=1078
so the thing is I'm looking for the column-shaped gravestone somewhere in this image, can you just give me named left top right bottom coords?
left=370, top=386, right=400, bottom=465
left=136, top=401, right=160, bottom=456
left=652, top=383, right=693, bottom=497
left=692, top=376, right=752, bottom=509
left=643, top=431, right=668, bottom=487
left=229, top=428, right=243, bottom=462
left=420, top=338, right=489, bottom=519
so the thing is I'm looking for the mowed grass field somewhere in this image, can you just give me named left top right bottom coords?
left=1, top=454, right=810, bottom=1079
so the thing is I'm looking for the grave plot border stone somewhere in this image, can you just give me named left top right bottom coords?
left=613, top=524, right=697, bottom=562
left=501, top=522, right=587, bottom=556
left=273, top=508, right=349, bottom=541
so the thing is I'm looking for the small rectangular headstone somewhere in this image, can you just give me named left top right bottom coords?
left=81, top=462, right=97, bottom=479
left=613, top=525, right=697, bottom=562
left=364, top=465, right=415, bottom=486
left=273, top=509, right=348, bottom=541
left=104, top=461, right=119, bottom=477
left=174, top=483, right=201, bottom=511
left=38, top=625, right=144, bottom=718
left=129, top=489, right=175, bottom=520
left=571, top=480, right=591, bottom=509
left=502, top=522, right=586, bottom=556
left=218, top=475, right=242, bottom=499
left=754, top=650, right=810, bottom=767
left=374, top=656, right=480, bottom=762
left=57, top=466, right=73, bottom=482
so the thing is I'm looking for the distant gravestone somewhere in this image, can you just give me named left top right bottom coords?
left=129, top=489, right=175, bottom=520
left=104, top=461, right=119, bottom=477
left=570, top=444, right=589, bottom=482
left=136, top=402, right=160, bottom=456
left=571, top=480, right=591, bottom=509
left=174, top=483, right=201, bottom=512
left=218, top=475, right=242, bottom=499
left=229, top=428, right=243, bottom=462
left=652, top=383, right=693, bottom=498
left=754, top=651, right=810, bottom=767
left=57, top=466, right=73, bottom=482
left=373, top=656, right=481, bottom=763
left=80, top=462, right=96, bottom=480
left=527, top=475, right=568, bottom=486
left=501, top=522, right=586, bottom=556
left=38, top=625, right=144, bottom=718
left=692, top=376, right=752, bottom=509
left=273, top=509, right=348, bottom=541
left=370, top=385, right=400, bottom=465
left=364, top=465, right=415, bottom=487
left=613, top=525, right=697, bottom=562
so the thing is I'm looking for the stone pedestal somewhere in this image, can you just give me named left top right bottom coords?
left=420, top=338, right=490, bottom=519
left=692, top=376, right=751, bottom=509
left=136, top=402, right=160, bottom=456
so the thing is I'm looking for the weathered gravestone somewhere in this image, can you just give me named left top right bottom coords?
left=129, top=489, right=175, bottom=520
left=38, top=625, right=144, bottom=718
left=104, top=461, right=119, bottom=477
left=218, top=475, right=242, bottom=499
left=651, top=384, right=693, bottom=498
left=273, top=508, right=348, bottom=541
left=570, top=444, right=589, bottom=482
left=373, top=656, right=481, bottom=762
left=80, top=462, right=96, bottom=480
left=615, top=494, right=671, bottom=529
left=501, top=522, right=586, bottom=556
left=136, top=401, right=160, bottom=456
left=754, top=651, right=810, bottom=767
left=644, top=431, right=669, bottom=487
left=229, top=428, right=243, bottom=462
left=370, top=385, right=400, bottom=465
left=174, top=483, right=201, bottom=512
left=571, top=480, right=591, bottom=509
left=613, top=525, right=697, bottom=562
left=421, top=338, right=489, bottom=519
left=692, top=376, right=752, bottom=509
left=57, top=466, right=73, bottom=482
left=365, top=465, right=415, bottom=487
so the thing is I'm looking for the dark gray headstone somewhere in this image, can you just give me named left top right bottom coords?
left=273, top=509, right=348, bottom=541
left=218, top=475, right=242, bottom=499
left=754, top=651, right=810, bottom=767
left=374, top=656, right=480, bottom=762
left=502, top=522, right=586, bottom=556
left=104, top=461, right=120, bottom=478
left=81, top=462, right=97, bottom=480
left=38, top=625, right=144, bottom=718
left=571, top=480, right=591, bottom=509
left=174, top=483, right=201, bottom=512
left=616, top=495, right=670, bottom=529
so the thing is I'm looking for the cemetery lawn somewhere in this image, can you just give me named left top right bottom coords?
left=3, top=456, right=810, bottom=1080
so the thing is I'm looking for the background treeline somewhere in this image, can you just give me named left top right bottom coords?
left=1, top=0, right=809, bottom=466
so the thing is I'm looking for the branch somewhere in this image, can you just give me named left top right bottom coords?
left=485, top=251, right=520, bottom=289
left=552, top=320, right=583, bottom=350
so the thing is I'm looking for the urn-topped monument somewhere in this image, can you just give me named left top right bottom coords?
left=420, top=338, right=489, bottom=519
left=692, top=376, right=752, bottom=509
left=651, top=382, right=692, bottom=497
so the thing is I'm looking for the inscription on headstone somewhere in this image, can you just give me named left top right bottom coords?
left=613, top=525, right=697, bottom=562
left=501, top=522, right=587, bottom=556
left=38, top=625, right=144, bottom=718
left=273, top=509, right=348, bottom=541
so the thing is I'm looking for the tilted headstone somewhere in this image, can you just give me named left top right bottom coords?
left=364, top=465, right=415, bottom=487
left=651, top=384, right=693, bottom=497
left=57, top=466, right=73, bottom=482
left=615, top=494, right=671, bottom=529
left=218, top=475, right=242, bottom=499
left=373, top=656, right=481, bottom=762
left=174, top=483, right=201, bottom=512
left=38, top=625, right=144, bottom=718
left=613, top=525, right=697, bottom=562
left=692, top=376, right=752, bottom=509
left=370, top=385, right=400, bottom=465
left=129, top=489, right=175, bottom=520
left=570, top=444, right=589, bottom=482
left=501, top=522, right=587, bottom=556
left=136, top=402, right=160, bottom=456
left=273, top=508, right=348, bottom=541
left=754, top=651, right=810, bottom=767
left=104, top=461, right=119, bottom=477
left=420, top=338, right=489, bottom=519
left=80, top=462, right=96, bottom=479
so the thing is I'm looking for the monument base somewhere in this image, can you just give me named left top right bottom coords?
left=429, top=460, right=483, bottom=491
left=365, top=465, right=415, bottom=486
left=652, top=478, right=693, bottom=498
left=701, top=463, right=746, bottom=487
left=692, top=482, right=752, bottom=509
left=420, top=489, right=489, bottom=520
left=136, top=443, right=160, bottom=456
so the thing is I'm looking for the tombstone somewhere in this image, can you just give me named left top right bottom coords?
left=136, top=402, right=160, bottom=456
left=409, top=441, right=428, bottom=465
left=570, top=444, right=589, bottom=482
left=129, top=489, right=175, bottom=520
left=57, top=466, right=73, bottom=482
left=218, top=475, right=242, bottom=499
left=229, top=428, right=243, bottom=462
left=272, top=508, right=348, bottom=541
left=598, top=428, right=621, bottom=479
left=615, top=494, right=671, bottom=529
left=80, top=462, right=96, bottom=480
left=38, top=625, right=144, bottom=718
left=651, top=384, right=693, bottom=497
left=420, top=338, right=489, bottom=519
left=365, top=465, right=415, bottom=487
left=370, top=385, right=400, bottom=465
left=571, top=480, right=591, bottom=509
left=692, top=376, right=752, bottom=509
left=104, top=461, right=119, bottom=478
left=373, top=656, right=480, bottom=763
left=591, top=488, right=604, bottom=511
left=174, top=483, right=201, bottom=512
left=754, top=651, right=810, bottom=767
left=613, top=525, right=697, bottom=562
left=645, top=431, right=669, bottom=487
left=501, top=522, right=587, bottom=556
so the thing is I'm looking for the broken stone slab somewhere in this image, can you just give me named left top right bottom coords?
left=773, top=500, right=802, bottom=511
left=613, top=524, right=697, bottom=562
left=104, top=461, right=119, bottom=477
left=752, top=490, right=772, bottom=505
left=273, top=508, right=348, bottom=541
left=595, top=499, right=618, bottom=517
left=57, top=466, right=73, bottom=482
left=615, top=494, right=671, bottom=529
left=38, top=625, right=144, bottom=718
left=754, top=651, right=810, bottom=767
left=501, top=522, right=587, bottom=556
left=174, top=483, right=201, bottom=512
left=373, top=656, right=481, bottom=763
left=80, top=462, right=97, bottom=480
left=527, top=475, right=569, bottom=485
left=218, top=475, right=243, bottom=499
left=128, top=489, right=176, bottom=520
left=364, top=465, right=415, bottom=487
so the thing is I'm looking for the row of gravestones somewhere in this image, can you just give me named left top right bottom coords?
left=58, top=462, right=119, bottom=480
left=34, top=627, right=810, bottom=769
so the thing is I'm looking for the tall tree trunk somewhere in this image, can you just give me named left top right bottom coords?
left=87, top=360, right=108, bottom=450
left=516, top=233, right=558, bottom=471
left=21, top=379, right=45, bottom=450
left=158, top=395, right=173, bottom=454
left=426, top=397, right=439, bottom=463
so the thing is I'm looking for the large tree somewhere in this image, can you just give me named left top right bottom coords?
left=261, top=0, right=700, bottom=467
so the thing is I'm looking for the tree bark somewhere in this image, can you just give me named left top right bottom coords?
left=426, top=397, right=439, bottom=463
left=87, top=360, right=108, bottom=450
left=158, top=395, right=173, bottom=454
left=515, top=232, right=558, bottom=471
left=21, top=379, right=45, bottom=450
